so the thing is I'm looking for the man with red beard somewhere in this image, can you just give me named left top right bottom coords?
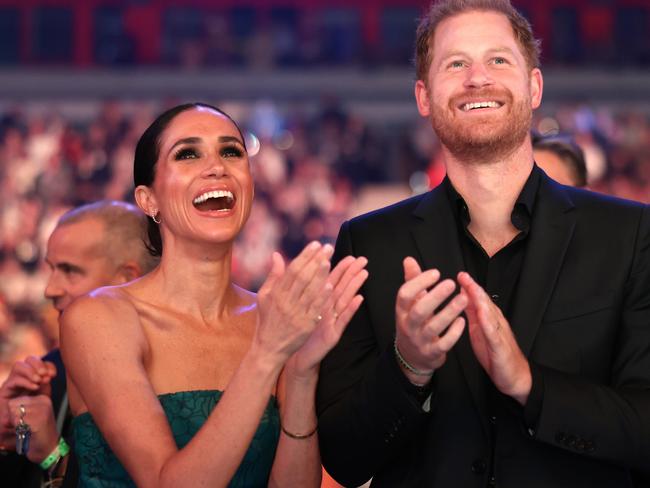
left=317, top=1, right=650, bottom=487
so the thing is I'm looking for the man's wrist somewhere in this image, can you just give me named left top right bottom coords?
left=510, top=361, right=532, bottom=406
left=394, top=338, right=434, bottom=386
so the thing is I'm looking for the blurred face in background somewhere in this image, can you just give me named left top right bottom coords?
left=534, top=148, right=579, bottom=186
left=44, top=218, right=126, bottom=314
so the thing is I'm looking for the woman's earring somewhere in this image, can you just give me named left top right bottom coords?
left=152, top=212, right=161, bottom=224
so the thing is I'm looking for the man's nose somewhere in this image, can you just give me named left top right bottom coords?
left=464, top=62, right=495, bottom=89
left=44, top=273, right=64, bottom=301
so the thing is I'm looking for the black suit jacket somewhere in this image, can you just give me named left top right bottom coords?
left=317, top=172, right=650, bottom=487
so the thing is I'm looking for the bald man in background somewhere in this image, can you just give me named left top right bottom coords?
left=0, top=200, right=158, bottom=488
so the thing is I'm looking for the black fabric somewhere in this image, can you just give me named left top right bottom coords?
left=443, top=166, right=539, bottom=320
left=317, top=168, right=650, bottom=488
left=443, top=167, right=544, bottom=482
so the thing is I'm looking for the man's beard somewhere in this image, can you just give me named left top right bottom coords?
left=431, top=87, right=532, bottom=164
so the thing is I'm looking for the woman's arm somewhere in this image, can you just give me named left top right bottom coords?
left=61, top=242, right=337, bottom=488
left=269, top=255, right=369, bottom=487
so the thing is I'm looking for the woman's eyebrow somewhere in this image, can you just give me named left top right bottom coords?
left=168, top=137, right=202, bottom=155
left=219, top=135, right=244, bottom=145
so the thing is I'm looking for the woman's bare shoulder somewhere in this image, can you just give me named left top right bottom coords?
left=59, top=284, right=150, bottom=367
left=61, top=285, right=140, bottom=330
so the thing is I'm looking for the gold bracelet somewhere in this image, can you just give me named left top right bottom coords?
left=281, top=423, right=318, bottom=440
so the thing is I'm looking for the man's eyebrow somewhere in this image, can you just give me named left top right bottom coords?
left=438, top=46, right=518, bottom=64
left=55, top=261, right=83, bottom=272
left=439, top=50, right=469, bottom=63
left=486, top=46, right=517, bottom=56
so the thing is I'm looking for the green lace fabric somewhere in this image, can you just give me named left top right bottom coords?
left=72, top=390, right=280, bottom=487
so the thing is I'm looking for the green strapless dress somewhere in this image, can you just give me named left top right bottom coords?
left=72, top=390, right=280, bottom=487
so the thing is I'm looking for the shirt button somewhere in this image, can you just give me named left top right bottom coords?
left=489, top=415, right=497, bottom=424
left=488, top=475, right=497, bottom=486
left=471, top=459, right=487, bottom=474
left=527, top=427, right=536, bottom=437
left=491, top=294, right=500, bottom=303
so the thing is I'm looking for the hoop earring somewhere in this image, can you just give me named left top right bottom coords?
left=152, top=213, right=161, bottom=224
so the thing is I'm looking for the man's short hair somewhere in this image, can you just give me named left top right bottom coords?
left=57, top=200, right=158, bottom=274
left=532, top=133, right=588, bottom=187
left=415, top=0, right=542, bottom=83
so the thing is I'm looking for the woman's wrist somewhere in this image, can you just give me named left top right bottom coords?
left=28, top=426, right=61, bottom=464
left=283, top=360, right=319, bottom=385
left=245, top=341, right=287, bottom=378
left=39, top=437, right=70, bottom=470
left=280, top=421, right=318, bottom=440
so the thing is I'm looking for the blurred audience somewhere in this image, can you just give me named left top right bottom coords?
left=0, top=99, right=648, bottom=368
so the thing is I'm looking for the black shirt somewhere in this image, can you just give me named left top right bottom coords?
left=444, top=167, right=539, bottom=320
left=443, top=165, right=544, bottom=430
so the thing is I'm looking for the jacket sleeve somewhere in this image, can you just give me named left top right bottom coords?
left=531, top=204, right=650, bottom=470
left=316, top=220, right=433, bottom=487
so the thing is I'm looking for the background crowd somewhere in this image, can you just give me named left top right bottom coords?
left=1, top=0, right=649, bottom=387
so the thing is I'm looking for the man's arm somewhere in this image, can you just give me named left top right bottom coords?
left=316, top=220, right=466, bottom=486
left=458, top=204, right=650, bottom=470
left=530, top=205, right=650, bottom=469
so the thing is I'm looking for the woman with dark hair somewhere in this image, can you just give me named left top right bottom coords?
left=59, top=103, right=368, bottom=487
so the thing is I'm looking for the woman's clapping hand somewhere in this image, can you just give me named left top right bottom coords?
left=254, top=242, right=368, bottom=375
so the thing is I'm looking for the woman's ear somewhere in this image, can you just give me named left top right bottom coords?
left=134, top=185, right=157, bottom=218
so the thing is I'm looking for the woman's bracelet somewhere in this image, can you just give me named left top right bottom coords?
left=39, top=437, right=70, bottom=471
left=281, top=423, right=318, bottom=440
left=394, top=338, right=435, bottom=377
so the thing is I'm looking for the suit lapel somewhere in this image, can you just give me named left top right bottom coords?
left=410, top=186, right=490, bottom=436
left=510, top=175, right=576, bottom=356
left=410, top=186, right=464, bottom=280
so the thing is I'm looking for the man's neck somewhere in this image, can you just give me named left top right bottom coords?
left=444, top=143, right=534, bottom=257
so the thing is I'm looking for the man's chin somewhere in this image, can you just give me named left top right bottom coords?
left=436, top=116, right=531, bottom=163
left=443, top=131, right=515, bottom=162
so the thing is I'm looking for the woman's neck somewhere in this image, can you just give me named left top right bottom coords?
left=147, top=238, right=238, bottom=322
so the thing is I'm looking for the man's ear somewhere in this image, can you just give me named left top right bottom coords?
left=529, top=68, right=543, bottom=110
left=415, top=80, right=432, bottom=117
left=134, top=185, right=157, bottom=218
left=115, top=261, right=144, bottom=284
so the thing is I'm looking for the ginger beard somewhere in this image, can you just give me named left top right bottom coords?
left=430, top=86, right=532, bottom=164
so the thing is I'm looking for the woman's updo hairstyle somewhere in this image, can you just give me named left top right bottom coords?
left=134, top=102, right=246, bottom=257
